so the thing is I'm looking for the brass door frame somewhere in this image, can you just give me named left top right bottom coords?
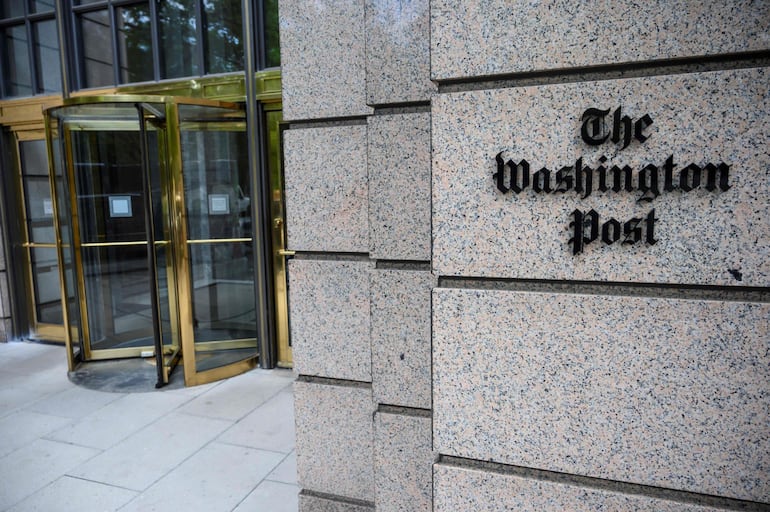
left=8, top=129, right=68, bottom=343
left=46, top=95, right=267, bottom=386
left=265, top=106, right=291, bottom=368
left=59, top=105, right=170, bottom=362
left=167, top=97, right=258, bottom=386
left=1, top=72, right=290, bottom=380
left=47, top=97, right=185, bottom=381
left=43, top=114, right=81, bottom=370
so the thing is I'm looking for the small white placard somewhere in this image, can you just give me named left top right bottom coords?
left=43, top=199, right=53, bottom=217
left=209, top=194, right=230, bottom=215
left=109, top=196, right=133, bottom=218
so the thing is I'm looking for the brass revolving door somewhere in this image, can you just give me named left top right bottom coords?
left=45, top=96, right=259, bottom=387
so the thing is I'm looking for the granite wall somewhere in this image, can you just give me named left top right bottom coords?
left=279, top=1, right=769, bottom=510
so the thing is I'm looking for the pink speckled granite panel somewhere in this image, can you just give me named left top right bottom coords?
left=432, top=68, right=770, bottom=285
left=371, top=269, right=435, bottom=409
left=434, top=464, right=737, bottom=511
left=279, top=0, right=372, bottom=120
left=433, top=288, right=770, bottom=502
left=366, top=0, right=436, bottom=104
left=288, top=260, right=372, bottom=382
left=285, top=126, right=369, bottom=253
left=368, top=113, right=431, bottom=261
left=431, top=1, right=770, bottom=81
left=295, top=381, right=375, bottom=502
left=375, top=412, right=432, bottom=511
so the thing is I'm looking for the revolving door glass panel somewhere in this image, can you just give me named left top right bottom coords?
left=72, top=128, right=172, bottom=352
left=46, top=101, right=179, bottom=383
left=47, top=119, right=83, bottom=368
left=46, top=97, right=257, bottom=386
left=176, top=104, right=258, bottom=378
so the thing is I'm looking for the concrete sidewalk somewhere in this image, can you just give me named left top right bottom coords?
left=0, top=340, right=298, bottom=511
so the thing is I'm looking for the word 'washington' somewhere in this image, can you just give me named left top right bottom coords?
left=492, top=106, right=732, bottom=255
left=493, top=154, right=731, bottom=202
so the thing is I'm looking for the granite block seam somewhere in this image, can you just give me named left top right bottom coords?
left=437, top=277, right=770, bottom=303
left=300, top=489, right=375, bottom=509
left=377, top=404, right=432, bottom=418
left=296, top=375, right=373, bottom=389
left=439, top=456, right=770, bottom=512
left=438, top=51, right=770, bottom=94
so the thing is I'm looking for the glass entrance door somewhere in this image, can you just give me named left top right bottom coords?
left=47, top=100, right=179, bottom=385
left=14, top=135, right=67, bottom=342
left=71, top=126, right=170, bottom=354
left=45, top=96, right=258, bottom=387
left=173, top=102, right=258, bottom=385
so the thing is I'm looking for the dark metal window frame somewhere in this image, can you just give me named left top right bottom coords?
left=70, top=0, right=154, bottom=89
left=0, top=2, right=60, bottom=98
left=254, top=0, right=279, bottom=70
left=1, top=0, right=280, bottom=98
left=69, top=0, right=261, bottom=91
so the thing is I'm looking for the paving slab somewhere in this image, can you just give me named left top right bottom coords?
left=6, top=476, right=137, bottom=512
left=68, top=411, right=232, bottom=491
left=0, top=410, right=72, bottom=458
left=46, top=391, right=197, bottom=450
left=267, top=450, right=298, bottom=485
left=0, top=438, right=101, bottom=510
left=219, top=386, right=296, bottom=454
left=234, top=480, right=300, bottom=512
left=179, top=368, right=293, bottom=421
left=119, top=442, right=285, bottom=512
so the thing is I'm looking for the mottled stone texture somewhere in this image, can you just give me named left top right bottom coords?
left=294, top=382, right=375, bottom=502
left=375, top=412, right=432, bottom=512
left=371, top=270, right=434, bottom=409
left=433, top=289, right=770, bottom=502
left=431, top=1, right=770, bottom=80
left=300, top=493, right=373, bottom=512
left=284, top=126, right=369, bottom=253
left=368, top=113, right=431, bottom=261
left=366, top=0, right=436, bottom=104
left=279, top=0, right=372, bottom=120
left=288, top=260, right=372, bottom=382
left=434, top=464, right=732, bottom=512
left=433, top=68, right=770, bottom=286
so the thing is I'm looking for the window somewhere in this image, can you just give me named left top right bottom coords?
left=0, top=1, right=279, bottom=97
left=262, top=0, right=279, bottom=68
left=0, top=0, right=61, bottom=98
left=204, top=0, right=243, bottom=74
left=73, top=0, right=245, bottom=90
left=158, top=0, right=199, bottom=79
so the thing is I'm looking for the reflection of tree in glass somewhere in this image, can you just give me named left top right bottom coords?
left=119, top=5, right=152, bottom=83
left=204, top=0, right=243, bottom=74
left=158, top=0, right=199, bottom=79
left=117, top=0, right=245, bottom=82
left=264, top=0, right=280, bottom=67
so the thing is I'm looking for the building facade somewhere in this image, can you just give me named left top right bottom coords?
left=1, top=1, right=769, bottom=511
left=280, top=1, right=769, bottom=511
